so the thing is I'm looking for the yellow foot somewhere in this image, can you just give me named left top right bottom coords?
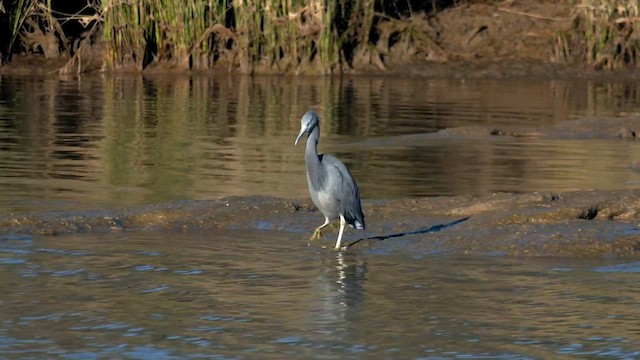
left=308, top=228, right=324, bottom=242
left=333, top=245, right=348, bottom=252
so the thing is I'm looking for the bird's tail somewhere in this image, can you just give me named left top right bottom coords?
left=345, top=210, right=365, bottom=230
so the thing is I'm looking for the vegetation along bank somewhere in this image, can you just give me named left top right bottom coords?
left=1, top=0, right=639, bottom=75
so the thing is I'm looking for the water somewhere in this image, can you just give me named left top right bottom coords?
left=2, top=74, right=640, bottom=358
left=0, top=231, right=639, bottom=359
left=1, top=75, right=640, bottom=212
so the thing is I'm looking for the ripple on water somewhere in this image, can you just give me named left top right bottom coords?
left=187, top=325, right=224, bottom=334
left=35, top=248, right=89, bottom=256
left=1, top=230, right=639, bottom=358
left=134, top=264, right=169, bottom=272
left=0, top=234, right=34, bottom=242
left=173, top=269, right=204, bottom=275
left=123, top=345, right=182, bottom=359
left=201, top=315, right=252, bottom=323
left=137, top=250, right=165, bottom=257
left=0, top=234, right=33, bottom=266
left=52, top=268, right=85, bottom=277
left=593, top=261, right=640, bottom=273
left=0, top=258, right=26, bottom=265
left=0, top=248, right=31, bottom=255
left=141, top=284, right=171, bottom=293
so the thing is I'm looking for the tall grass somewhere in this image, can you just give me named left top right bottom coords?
left=100, top=0, right=384, bottom=73
left=5, top=0, right=37, bottom=55
left=556, top=0, right=640, bottom=69
left=102, top=0, right=226, bottom=70
left=102, top=0, right=146, bottom=70
left=2, top=0, right=391, bottom=73
left=6, top=0, right=640, bottom=73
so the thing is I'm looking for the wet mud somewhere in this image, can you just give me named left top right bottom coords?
left=1, top=189, right=640, bottom=258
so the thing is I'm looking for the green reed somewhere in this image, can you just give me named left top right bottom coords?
left=2, top=0, right=385, bottom=73
left=6, top=1, right=640, bottom=73
left=102, top=0, right=145, bottom=70
left=100, top=0, right=384, bottom=73
left=556, top=0, right=640, bottom=69
left=5, top=0, right=37, bottom=55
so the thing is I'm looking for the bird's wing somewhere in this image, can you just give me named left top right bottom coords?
left=322, top=155, right=358, bottom=195
left=322, top=155, right=365, bottom=228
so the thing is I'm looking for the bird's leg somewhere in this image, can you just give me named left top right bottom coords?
left=309, top=217, right=330, bottom=241
left=334, top=215, right=347, bottom=251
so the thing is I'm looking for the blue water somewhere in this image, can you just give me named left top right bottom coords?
left=1, top=231, right=639, bottom=359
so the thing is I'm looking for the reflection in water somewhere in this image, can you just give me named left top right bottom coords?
left=1, top=75, right=640, bottom=212
left=311, top=252, right=367, bottom=343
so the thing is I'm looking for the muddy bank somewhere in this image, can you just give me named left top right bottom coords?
left=2, top=189, right=640, bottom=258
left=4, top=54, right=637, bottom=80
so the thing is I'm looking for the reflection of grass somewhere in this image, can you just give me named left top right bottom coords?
left=62, top=77, right=640, bottom=203
left=101, top=77, right=146, bottom=202
left=101, top=76, right=202, bottom=204
left=4, top=76, right=640, bottom=211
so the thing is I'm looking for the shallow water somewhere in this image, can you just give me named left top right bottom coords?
left=1, top=231, right=639, bottom=359
left=2, top=75, right=640, bottom=358
left=1, top=75, right=640, bottom=212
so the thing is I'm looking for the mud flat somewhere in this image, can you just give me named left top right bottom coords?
left=1, top=189, right=639, bottom=258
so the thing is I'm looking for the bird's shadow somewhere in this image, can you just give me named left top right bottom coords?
left=346, top=216, right=470, bottom=248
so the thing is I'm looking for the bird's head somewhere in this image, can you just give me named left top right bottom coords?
left=294, top=110, right=319, bottom=145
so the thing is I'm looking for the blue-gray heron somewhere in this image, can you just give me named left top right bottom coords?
left=294, top=110, right=365, bottom=250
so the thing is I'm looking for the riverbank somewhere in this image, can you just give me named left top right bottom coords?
left=2, top=1, right=639, bottom=77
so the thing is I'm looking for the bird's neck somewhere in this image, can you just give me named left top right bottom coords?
left=304, top=126, right=323, bottom=186
left=305, top=123, right=320, bottom=152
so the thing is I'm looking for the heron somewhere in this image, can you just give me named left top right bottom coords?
left=294, top=110, right=365, bottom=250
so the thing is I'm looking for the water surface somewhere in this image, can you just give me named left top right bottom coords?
left=1, top=231, right=639, bottom=359
left=2, top=75, right=640, bottom=358
left=1, top=75, right=640, bottom=212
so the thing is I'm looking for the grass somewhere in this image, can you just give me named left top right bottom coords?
left=4, top=1, right=640, bottom=72
left=5, top=0, right=38, bottom=56
left=556, top=0, right=640, bottom=69
left=101, top=0, right=386, bottom=73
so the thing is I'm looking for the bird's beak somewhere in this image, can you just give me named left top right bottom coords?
left=294, top=127, right=306, bottom=145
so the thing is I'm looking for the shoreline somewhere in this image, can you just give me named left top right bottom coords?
left=2, top=189, right=640, bottom=259
left=2, top=57, right=639, bottom=81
